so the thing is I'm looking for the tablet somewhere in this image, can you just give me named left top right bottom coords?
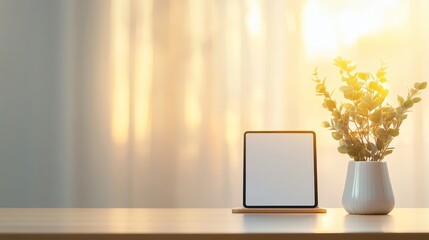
left=243, top=131, right=318, bottom=208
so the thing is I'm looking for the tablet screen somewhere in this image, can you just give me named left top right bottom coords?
left=244, top=131, right=318, bottom=208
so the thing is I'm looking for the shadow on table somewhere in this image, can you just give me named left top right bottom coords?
left=343, top=213, right=394, bottom=232
left=240, top=214, right=319, bottom=232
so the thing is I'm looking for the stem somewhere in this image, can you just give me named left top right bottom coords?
left=352, top=120, right=365, bottom=147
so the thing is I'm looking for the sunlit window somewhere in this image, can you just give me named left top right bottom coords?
left=302, top=0, right=408, bottom=58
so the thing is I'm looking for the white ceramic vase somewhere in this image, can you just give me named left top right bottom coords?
left=342, top=161, right=395, bottom=215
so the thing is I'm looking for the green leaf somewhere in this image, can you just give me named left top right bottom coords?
left=332, top=132, right=343, bottom=140
left=384, top=111, right=396, bottom=121
left=384, top=149, right=394, bottom=156
left=368, top=81, right=380, bottom=92
left=332, top=110, right=341, bottom=119
left=404, top=100, right=414, bottom=108
left=325, top=99, right=336, bottom=111
left=335, top=121, right=344, bottom=132
left=397, top=95, right=404, bottom=105
left=357, top=103, right=369, bottom=116
left=363, top=93, right=373, bottom=104
left=369, top=109, right=382, bottom=123
left=399, top=114, right=408, bottom=121
left=373, top=95, right=384, bottom=108
left=412, top=97, right=422, bottom=103
left=321, top=121, right=330, bottom=128
left=358, top=102, right=369, bottom=111
left=352, top=82, right=363, bottom=91
left=343, top=103, right=354, bottom=110
left=376, top=138, right=385, bottom=150
left=377, top=128, right=388, bottom=137
left=351, top=91, right=363, bottom=100
left=387, top=128, right=400, bottom=137
left=347, top=148, right=359, bottom=156
left=339, top=86, right=353, bottom=93
left=316, top=84, right=326, bottom=93
left=418, top=82, right=427, bottom=90
left=337, top=145, right=348, bottom=154
left=376, top=70, right=386, bottom=78
left=368, top=142, right=377, bottom=155
left=344, top=92, right=354, bottom=100
left=394, top=106, right=404, bottom=115
left=357, top=72, right=370, bottom=81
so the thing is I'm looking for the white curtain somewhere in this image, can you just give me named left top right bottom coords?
left=2, top=0, right=428, bottom=207
left=64, top=0, right=429, bottom=207
left=68, top=0, right=298, bottom=207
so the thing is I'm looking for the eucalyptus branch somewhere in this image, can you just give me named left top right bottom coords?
left=313, top=57, right=427, bottom=161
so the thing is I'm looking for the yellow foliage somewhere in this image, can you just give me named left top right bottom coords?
left=312, top=57, right=427, bottom=161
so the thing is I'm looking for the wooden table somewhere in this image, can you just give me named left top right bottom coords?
left=1, top=208, right=429, bottom=239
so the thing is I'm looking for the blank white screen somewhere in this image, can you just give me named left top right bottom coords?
left=245, top=132, right=316, bottom=206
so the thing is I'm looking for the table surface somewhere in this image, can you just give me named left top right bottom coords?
left=1, top=208, right=429, bottom=239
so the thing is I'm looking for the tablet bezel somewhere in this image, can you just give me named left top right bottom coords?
left=243, top=130, right=318, bottom=208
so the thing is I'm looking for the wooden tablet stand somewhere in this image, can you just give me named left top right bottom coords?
left=232, top=208, right=327, bottom=213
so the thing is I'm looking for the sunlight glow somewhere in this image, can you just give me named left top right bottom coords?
left=134, top=0, right=153, bottom=143
left=224, top=0, right=243, bottom=187
left=111, top=0, right=130, bottom=144
left=185, top=0, right=203, bottom=129
left=302, top=2, right=338, bottom=57
left=246, top=0, right=261, bottom=36
left=245, top=0, right=265, bottom=129
left=302, top=0, right=407, bottom=58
